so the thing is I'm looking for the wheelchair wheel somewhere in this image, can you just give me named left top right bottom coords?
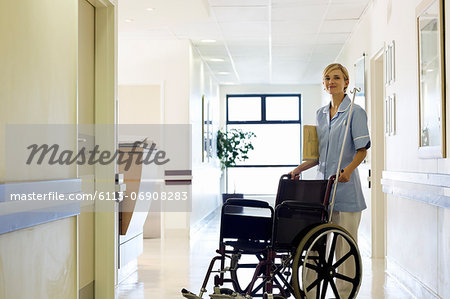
left=291, top=223, right=362, bottom=299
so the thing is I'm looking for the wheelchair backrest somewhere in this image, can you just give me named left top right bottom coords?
left=275, top=176, right=330, bottom=207
left=272, top=176, right=334, bottom=250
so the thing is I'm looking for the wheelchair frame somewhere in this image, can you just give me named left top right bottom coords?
left=182, top=174, right=362, bottom=299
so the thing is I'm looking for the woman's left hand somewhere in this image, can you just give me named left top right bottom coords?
left=338, top=168, right=352, bottom=183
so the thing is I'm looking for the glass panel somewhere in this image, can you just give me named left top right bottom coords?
left=227, top=167, right=294, bottom=195
left=228, top=97, right=261, bottom=121
left=265, top=96, right=300, bottom=121
left=228, top=124, right=300, bottom=165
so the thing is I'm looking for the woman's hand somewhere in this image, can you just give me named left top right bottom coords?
left=288, top=168, right=301, bottom=180
left=289, top=160, right=319, bottom=180
left=338, top=148, right=366, bottom=183
left=338, top=168, right=352, bottom=182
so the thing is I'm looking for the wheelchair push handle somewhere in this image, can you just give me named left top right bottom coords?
left=284, top=173, right=336, bottom=182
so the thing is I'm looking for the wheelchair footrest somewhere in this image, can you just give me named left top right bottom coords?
left=181, top=288, right=204, bottom=299
left=209, top=287, right=249, bottom=299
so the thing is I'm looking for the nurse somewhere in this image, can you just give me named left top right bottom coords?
left=289, top=63, right=370, bottom=295
left=290, top=62, right=370, bottom=236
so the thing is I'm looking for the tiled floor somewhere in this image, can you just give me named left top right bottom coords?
left=117, top=211, right=415, bottom=299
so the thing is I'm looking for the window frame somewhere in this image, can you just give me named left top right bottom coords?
left=226, top=94, right=302, bottom=168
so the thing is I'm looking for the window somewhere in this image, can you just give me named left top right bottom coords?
left=226, top=94, right=301, bottom=195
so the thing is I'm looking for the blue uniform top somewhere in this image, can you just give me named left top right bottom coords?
left=316, top=94, right=371, bottom=212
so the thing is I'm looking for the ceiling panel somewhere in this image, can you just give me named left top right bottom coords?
left=171, top=21, right=222, bottom=40
left=272, top=45, right=312, bottom=58
left=272, top=20, right=322, bottom=38
left=271, top=34, right=316, bottom=46
left=213, top=6, right=269, bottom=22
left=233, top=55, right=271, bottom=65
left=271, top=4, right=328, bottom=21
left=316, top=33, right=349, bottom=44
left=227, top=40, right=269, bottom=57
left=326, top=3, right=368, bottom=20
left=119, top=0, right=371, bottom=85
left=194, top=44, right=229, bottom=57
left=320, top=19, right=358, bottom=33
left=219, top=22, right=270, bottom=40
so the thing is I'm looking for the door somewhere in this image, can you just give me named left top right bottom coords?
left=78, top=0, right=95, bottom=297
left=369, top=49, right=386, bottom=258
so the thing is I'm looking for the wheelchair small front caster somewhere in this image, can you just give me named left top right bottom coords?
left=263, top=293, right=273, bottom=299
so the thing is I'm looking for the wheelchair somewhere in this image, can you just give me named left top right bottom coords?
left=182, top=174, right=362, bottom=299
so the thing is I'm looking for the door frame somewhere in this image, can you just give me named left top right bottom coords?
left=83, top=0, right=118, bottom=298
left=370, top=48, right=387, bottom=258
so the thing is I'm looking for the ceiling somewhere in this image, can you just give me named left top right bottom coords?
left=118, top=0, right=371, bottom=85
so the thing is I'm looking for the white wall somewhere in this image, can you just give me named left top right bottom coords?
left=337, top=0, right=450, bottom=297
left=118, top=85, right=161, bottom=125
left=189, top=45, right=222, bottom=228
left=119, top=39, right=191, bottom=124
left=119, top=39, right=221, bottom=235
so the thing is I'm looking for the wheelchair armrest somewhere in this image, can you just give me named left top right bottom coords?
left=278, top=200, right=326, bottom=211
left=225, top=199, right=270, bottom=208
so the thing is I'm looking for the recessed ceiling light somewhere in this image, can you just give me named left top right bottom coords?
left=146, top=8, right=155, bottom=11
left=125, top=18, right=134, bottom=23
left=217, top=72, right=230, bottom=75
left=209, top=58, right=224, bottom=62
left=201, top=39, right=216, bottom=43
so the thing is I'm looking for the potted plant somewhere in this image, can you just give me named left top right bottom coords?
left=216, top=128, right=256, bottom=204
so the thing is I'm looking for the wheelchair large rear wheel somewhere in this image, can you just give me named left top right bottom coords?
left=291, top=223, right=362, bottom=299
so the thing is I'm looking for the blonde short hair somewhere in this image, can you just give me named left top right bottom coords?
left=323, top=63, right=350, bottom=92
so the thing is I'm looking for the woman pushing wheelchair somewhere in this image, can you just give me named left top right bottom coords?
left=290, top=63, right=370, bottom=297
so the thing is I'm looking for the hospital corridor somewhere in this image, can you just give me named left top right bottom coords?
left=0, top=0, right=449, bottom=299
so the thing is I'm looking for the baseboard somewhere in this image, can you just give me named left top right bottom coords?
left=190, top=207, right=220, bottom=237
left=117, top=259, right=138, bottom=285
left=79, top=281, right=94, bottom=299
left=386, top=258, right=441, bottom=299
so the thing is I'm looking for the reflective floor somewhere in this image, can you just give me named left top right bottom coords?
left=117, top=211, right=415, bottom=299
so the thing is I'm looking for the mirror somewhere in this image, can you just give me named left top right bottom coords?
left=416, top=0, right=446, bottom=158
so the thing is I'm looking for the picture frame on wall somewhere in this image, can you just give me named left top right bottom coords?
left=202, top=95, right=207, bottom=162
left=202, top=95, right=213, bottom=163
left=384, top=41, right=395, bottom=86
left=416, top=0, right=446, bottom=158
left=384, top=94, right=396, bottom=136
